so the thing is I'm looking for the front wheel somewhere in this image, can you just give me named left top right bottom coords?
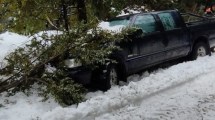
left=190, top=42, right=210, bottom=60
left=104, top=65, right=119, bottom=90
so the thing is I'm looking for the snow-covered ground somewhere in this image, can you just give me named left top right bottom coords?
left=0, top=84, right=58, bottom=120
left=1, top=32, right=215, bottom=120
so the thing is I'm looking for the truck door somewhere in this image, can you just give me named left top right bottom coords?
left=126, top=14, right=166, bottom=74
left=157, top=12, right=190, bottom=59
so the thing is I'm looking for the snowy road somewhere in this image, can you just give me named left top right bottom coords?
left=1, top=32, right=215, bottom=120
left=97, top=70, right=215, bottom=120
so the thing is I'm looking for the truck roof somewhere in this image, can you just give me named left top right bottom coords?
left=110, top=9, right=178, bottom=20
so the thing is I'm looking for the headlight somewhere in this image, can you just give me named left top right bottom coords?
left=64, top=59, right=82, bottom=68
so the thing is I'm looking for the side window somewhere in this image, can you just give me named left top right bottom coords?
left=133, top=15, right=157, bottom=34
left=158, top=12, right=177, bottom=31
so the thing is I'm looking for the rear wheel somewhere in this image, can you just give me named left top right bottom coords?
left=191, top=42, right=210, bottom=60
left=211, top=47, right=215, bottom=53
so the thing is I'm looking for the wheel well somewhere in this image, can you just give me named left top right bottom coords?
left=193, top=36, right=209, bottom=49
left=190, top=36, right=211, bottom=59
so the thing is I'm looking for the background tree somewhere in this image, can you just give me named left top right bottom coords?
left=0, top=0, right=85, bottom=33
left=0, top=0, right=211, bottom=33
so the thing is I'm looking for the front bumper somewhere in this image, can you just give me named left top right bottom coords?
left=65, top=67, right=92, bottom=85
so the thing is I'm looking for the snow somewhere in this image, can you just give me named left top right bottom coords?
left=41, top=55, right=215, bottom=120
left=1, top=32, right=215, bottom=120
left=0, top=31, right=62, bottom=68
left=117, top=9, right=141, bottom=17
left=29, top=30, right=63, bottom=41
left=0, top=84, right=58, bottom=120
left=96, top=70, right=215, bottom=120
left=0, top=32, right=29, bottom=62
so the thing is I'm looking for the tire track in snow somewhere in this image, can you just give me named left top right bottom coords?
left=95, top=71, right=215, bottom=120
left=96, top=71, right=215, bottom=120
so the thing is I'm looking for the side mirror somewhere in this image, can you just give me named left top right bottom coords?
left=135, top=28, right=143, bottom=36
left=126, top=27, right=144, bottom=39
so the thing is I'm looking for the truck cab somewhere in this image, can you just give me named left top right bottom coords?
left=110, top=10, right=190, bottom=75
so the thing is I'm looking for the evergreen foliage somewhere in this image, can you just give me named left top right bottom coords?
left=42, top=69, right=87, bottom=106
left=0, top=21, right=137, bottom=105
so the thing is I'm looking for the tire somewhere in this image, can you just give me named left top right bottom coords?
left=104, top=64, right=119, bottom=90
left=191, top=42, right=210, bottom=60
left=211, top=47, right=215, bottom=53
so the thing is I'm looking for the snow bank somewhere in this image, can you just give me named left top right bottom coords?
left=0, top=84, right=58, bottom=120
left=0, top=31, right=63, bottom=68
left=0, top=31, right=60, bottom=120
left=42, top=55, right=215, bottom=120
left=0, top=32, right=29, bottom=62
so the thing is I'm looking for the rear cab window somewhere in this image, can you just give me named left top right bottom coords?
left=157, top=12, right=180, bottom=31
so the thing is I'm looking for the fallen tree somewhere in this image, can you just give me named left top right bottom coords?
left=0, top=24, right=137, bottom=105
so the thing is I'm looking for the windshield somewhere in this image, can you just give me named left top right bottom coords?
left=109, top=18, right=130, bottom=27
left=98, top=16, right=130, bottom=33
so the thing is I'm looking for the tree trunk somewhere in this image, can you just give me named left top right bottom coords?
left=77, top=0, right=87, bottom=23
left=61, top=0, right=69, bottom=31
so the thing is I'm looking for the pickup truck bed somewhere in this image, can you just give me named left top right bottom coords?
left=183, top=13, right=215, bottom=48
